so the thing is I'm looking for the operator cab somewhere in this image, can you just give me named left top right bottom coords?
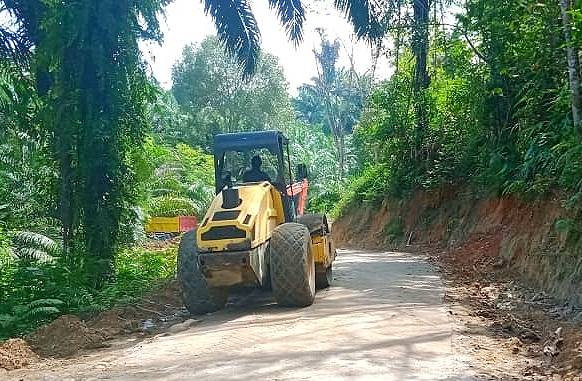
left=213, top=130, right=298, bottom=221
left=214, top=131, right=290, bottom=193
left=218, top=148, right=278, bottom=188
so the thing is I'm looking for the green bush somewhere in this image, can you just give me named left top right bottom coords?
left=0, top=240, right=178, bottom=340
left=114, top=246, right=177, bottom=296
left=333, top=164, right=392, bottom=217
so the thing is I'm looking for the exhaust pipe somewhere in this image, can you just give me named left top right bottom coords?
left=222, top=187, right=240, bottom=209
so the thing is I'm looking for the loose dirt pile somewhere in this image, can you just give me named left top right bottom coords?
left=0, top=279, right=186, bottom=370
left=0, top=339, right=38, bottom=370
left=26, top=315, right=107, bottom=357
left=437, top=238, right=582, bottom=379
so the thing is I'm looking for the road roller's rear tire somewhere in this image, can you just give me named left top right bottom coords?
left=270, top=223, right=315, bottom=307
left=297, top=213, right=328, bottom=235
left=178, top=230, right=228, bottom=314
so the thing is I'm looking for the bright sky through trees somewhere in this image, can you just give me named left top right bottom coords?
left=141, top=0, right=391, bottom=94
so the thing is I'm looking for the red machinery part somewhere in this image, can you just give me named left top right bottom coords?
left=286, top=179, right=309, bottom=216
left=179, top=216, right=198, bottom=232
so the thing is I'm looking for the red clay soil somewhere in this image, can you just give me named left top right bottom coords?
left=332, top=190, right=582, bottom=379
left=0, top=339, right=38, bottom=370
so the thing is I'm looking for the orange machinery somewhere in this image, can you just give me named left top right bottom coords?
left=286, top=178, right=308, bottom=216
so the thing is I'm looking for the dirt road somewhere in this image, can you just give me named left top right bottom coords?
left=5, top=249, right=479, bottom=380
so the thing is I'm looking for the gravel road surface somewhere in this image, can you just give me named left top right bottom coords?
left=5, top=249, right=479, bottom=381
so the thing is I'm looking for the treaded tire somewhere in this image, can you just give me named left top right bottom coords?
left=316, top=265, right=332, bottom=289
left=270, top=223, right=315, bottom=307
left=178, top=230, right=228, bottom=314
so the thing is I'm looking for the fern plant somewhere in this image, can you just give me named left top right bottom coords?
left=9, top=230, right=61, bottom=262
left=0, top=298, right=64, bottom=340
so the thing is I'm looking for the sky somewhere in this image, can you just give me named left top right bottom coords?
left=141, top=0, right=392, bottom=95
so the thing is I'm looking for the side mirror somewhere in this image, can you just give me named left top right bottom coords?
left=296, top=163, right=308, bottom=180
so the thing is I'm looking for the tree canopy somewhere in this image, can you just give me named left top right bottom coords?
left=171, top=36, right=293, bottom=150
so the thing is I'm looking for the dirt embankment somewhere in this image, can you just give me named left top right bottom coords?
left=332, top=188, right=582, bottom=379
left=333, top=188, right=582, bottom=303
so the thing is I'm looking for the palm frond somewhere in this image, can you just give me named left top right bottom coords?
left=13, top=247, right=54, bottom=262
left=0, top=4, right=34, bottom=67
left=0, top=28, right=30, bottom=65
left=267, top=0, right=305, bottom=45
left=24, top=306, right=60, bottom=319
left=334, top=0, right=387, bottom=41
left=148, top=196, right=200, bottom=217
left=10, top=230, right=61, bottom=260
left=0, top=64, right=20, bottom=112
left=27, top=298, right=64, bottom=308
left=0, top=145, right=18, bottom=168
left=202, top=0, right=261, bottom=77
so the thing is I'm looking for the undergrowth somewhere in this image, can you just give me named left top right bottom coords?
left=0, top=241, right=177, bottom=340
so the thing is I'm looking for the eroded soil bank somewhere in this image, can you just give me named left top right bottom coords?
left=332, top=189, right=582, bottom=379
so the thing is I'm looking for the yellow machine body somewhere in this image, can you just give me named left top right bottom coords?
left=312, top=234, right=335, bottom=271
left=194, top=181, right=335, bottom=289
left=195, top=182, right=286, bottom=288
left=197, top=182, right=285, bottom=252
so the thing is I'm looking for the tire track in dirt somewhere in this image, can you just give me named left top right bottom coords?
left=5, top=249, right=478, bottom=381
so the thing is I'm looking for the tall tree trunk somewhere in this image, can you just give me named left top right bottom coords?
left=339, top=133, right=345, bottom=181
left=394, top=0, right=403, bottom=74
left=324, top=110, right=345, bottom=182
left=58, top=122, right=74, bottom=255
left=559, top=0, right=582, bottom=131
left=412, top=0, right=430, bottom=161
left=56, top=47, right=78, bottom=258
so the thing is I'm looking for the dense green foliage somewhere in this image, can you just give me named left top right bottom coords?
left=0, top=241, right=177, bottom=340
left=171, top=36, right=294, bottom=151
left=3, top=0, right=582, bottom=340
left=343, top=0, right=582, bottom=213
left=1, top=0, right=172, bottom=288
